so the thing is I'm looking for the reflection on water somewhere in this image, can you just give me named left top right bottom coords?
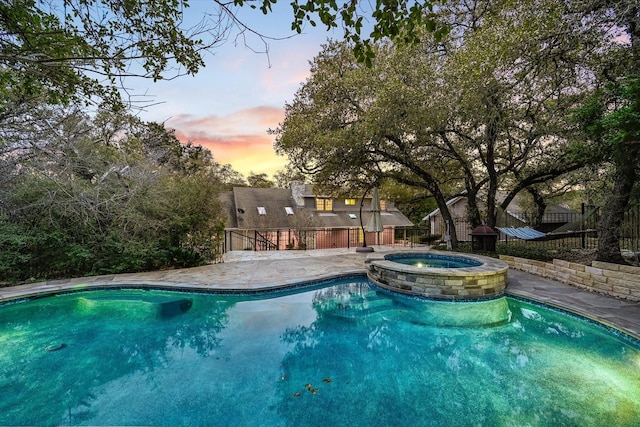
left=0, top=290, right=233, bottom=425
left=0, top=280, right=639, bottom=426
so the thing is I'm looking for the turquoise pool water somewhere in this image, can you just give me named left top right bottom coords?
left=1, top=278, right=639, bottom=426
left=386, top=253, right=483, bottom=268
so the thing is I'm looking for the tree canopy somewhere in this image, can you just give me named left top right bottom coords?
left=1, top=0, right=447, bottom=113
left=273, top=0, right=610, bottom=247
left=233, top=0, right=445, bottom=65
left=0, top=0, right=236, bottom=112
left=0, top=105, right=243, bottom=282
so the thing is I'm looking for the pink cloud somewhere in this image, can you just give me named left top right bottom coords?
left=166, top=107, right=287, bottom=177
left=230, top=106, right=284, bottom=126
left=257, top=39, right=321, bottom=95
left=168, top=107, right=283, bottom=133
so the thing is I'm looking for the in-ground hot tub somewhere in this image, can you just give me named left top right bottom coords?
left=366, top=251, right=509, bottom=300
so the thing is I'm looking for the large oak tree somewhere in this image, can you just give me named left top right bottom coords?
left=574, top=1, right=640, bottom=264
left=273, top=0, right=603, bottom=248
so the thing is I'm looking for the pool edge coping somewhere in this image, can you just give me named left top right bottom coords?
left=1, top=268, right=639, bottom=343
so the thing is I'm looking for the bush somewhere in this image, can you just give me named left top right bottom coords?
left=420, top=234, right=442, bottom=244
left=496, top=243, right=555, bottom=262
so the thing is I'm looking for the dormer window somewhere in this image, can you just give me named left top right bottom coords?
left=315, top=198, right=333, bottom=211
left=257, top=206, right=266, bottom=215
left=380, top=200, right=387, bottom=210
left=285, top=206, right=294, bottom=215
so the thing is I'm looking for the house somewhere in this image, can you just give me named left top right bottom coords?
left=422, top=193, right=579, bottom=241
left=222, top=183, right=413, bottom=251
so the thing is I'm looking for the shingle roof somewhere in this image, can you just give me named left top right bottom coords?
left=224, top=186, right=413, bottom=230
left=423, top=193, right=578, bottom=223
left=219, top=191, right=237, bottom=228
left=311, top=210, right=413, bottom=228
left=232, top=187, right=300, bottom=230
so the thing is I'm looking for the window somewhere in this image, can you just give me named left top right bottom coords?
left=284, top=206, right=294, bottom=215
left=345, top=198, right=356, bottom=205
left=315, top=198, right=333, bottom=211
left=348, top=213, right=357, bottom=219
left=257, top=206, right=266, bottom=215
left=380, top=199, right=387, bottom=210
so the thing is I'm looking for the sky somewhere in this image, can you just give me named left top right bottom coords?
left=127, top=1, right=341, bottom=178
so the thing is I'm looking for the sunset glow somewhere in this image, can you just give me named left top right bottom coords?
left=129, top=5, right=330, bottom=179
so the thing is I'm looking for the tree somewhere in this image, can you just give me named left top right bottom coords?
left=577, top=76, right=640, bottom=264
left=273, top=167, right=307, bottom=189
left=429, top=0, right=612, bottom=230
left=380, top=181, right=437, bottom=226
left=234, top=0, right=445, bottom=66
left=0, top=106, right=232, bottom=282
left=0, top=0, right=236, bottom=112
left=247, top=172, right=275, bottom=188
left=571, top=1, right=640, bottom=264
left=1, top=0, right=446, bottom=114
left=273, top=0, right=603, bottom=248
left=272, top=39, right=467, bottom=246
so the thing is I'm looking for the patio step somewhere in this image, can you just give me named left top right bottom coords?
left=74, top=294, right=193, bottom=319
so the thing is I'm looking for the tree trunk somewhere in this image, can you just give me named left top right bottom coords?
left=596, top=147, right=639, bottom=264
left=526, top=186, right=547, bottom=230
left=483, top=81, right=501, bottom=228
left=432, top=191, right=459, bottom=249
left=466, top=188, right=483, bottom=229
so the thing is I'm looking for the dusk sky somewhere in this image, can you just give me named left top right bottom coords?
left=128, top=2, right=341, bottom=178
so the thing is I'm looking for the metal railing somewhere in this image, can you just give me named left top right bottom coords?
left=221, top=205, right=639, bottom=256
left=223, top=227, right=433, bottom=253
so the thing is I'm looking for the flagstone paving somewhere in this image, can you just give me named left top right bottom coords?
left=1, top=247, right=639, bottom=339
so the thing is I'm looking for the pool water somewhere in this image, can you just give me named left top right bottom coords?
left=388, top=254, right=483, bottom=268
left=1, top=278, right=639, bottom=426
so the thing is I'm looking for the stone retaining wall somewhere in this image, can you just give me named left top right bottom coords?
left=499, top=255, right=640, bottom=302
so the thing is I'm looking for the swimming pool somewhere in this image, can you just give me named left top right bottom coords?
left=1, top=277, right=639, bottom=425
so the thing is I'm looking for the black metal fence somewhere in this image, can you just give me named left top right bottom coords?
left=223, top=227, right=433, bottom=253
left=427, top=204, right=639, bottom=252
left=497, top=205, right=639, bottom=252
left=620, top=205, right=640, bottom=252
left=221, top=205, right=640, bottom=256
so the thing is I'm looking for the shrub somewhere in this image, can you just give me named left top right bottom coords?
left=496, top=243, right=555, bottom=262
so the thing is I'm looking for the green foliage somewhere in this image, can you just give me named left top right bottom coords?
left=0, top=217, right=33, bottom=282
left=598, top=77, right=639, bottom=160
left=247, top=172, right=275, bottom=188
left=574, top=75, right=640, bottom=165
left=0, top=108, right=230, bottom=284
left=273, top=0, right=609, bottom=245
left=381, top=181, right=437, bottom=225
left=496, top=243, right=555, bottom=262
left=448, top=242, right=555, bottom=263
left=0, top=0, right=213, bottom=110
left=234, top=0, right=447, bottom=66
left=573, top=73, right=640, bottom=265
